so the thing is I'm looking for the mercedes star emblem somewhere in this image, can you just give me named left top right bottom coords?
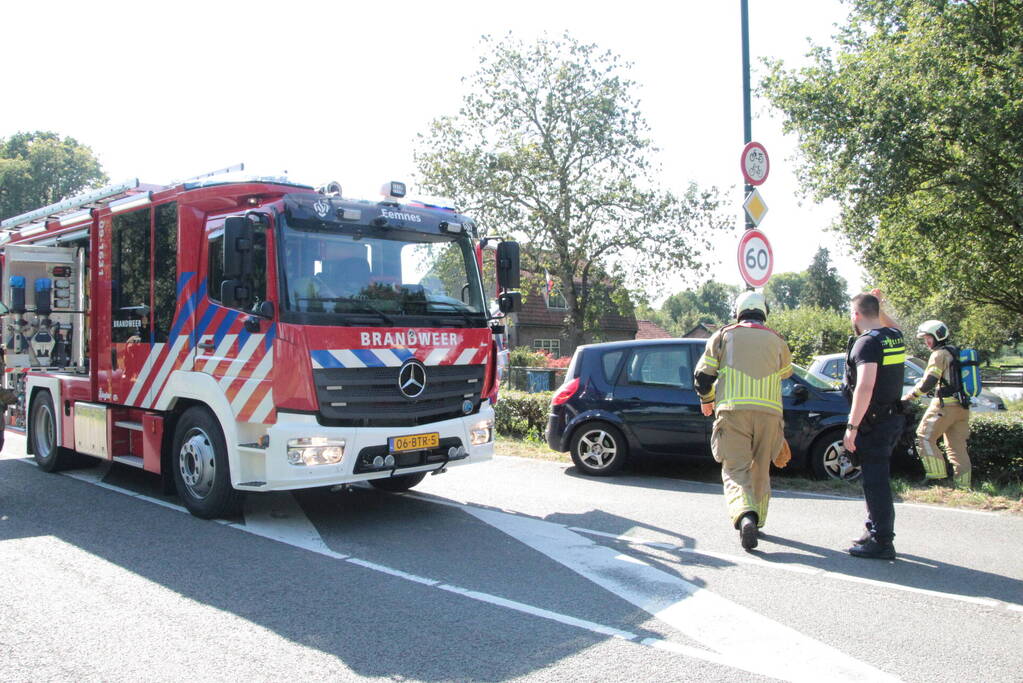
left=398, top=359, right=427, bottom=399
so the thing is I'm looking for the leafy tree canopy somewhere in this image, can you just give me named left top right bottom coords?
left=764, top=271, right=807, bottom=310
left=414, top=32, right=728, bottom=348
left=763, top=0, right=1023, bottom=326
left=0, top=131, right=107, bottom=220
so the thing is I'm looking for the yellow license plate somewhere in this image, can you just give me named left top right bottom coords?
left=388, top=432, right=440, bottom=453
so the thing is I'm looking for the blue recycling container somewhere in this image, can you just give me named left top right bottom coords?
left=526, top=369, right=552, bottom=393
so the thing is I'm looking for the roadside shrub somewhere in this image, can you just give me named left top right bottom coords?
left=966, top=412, right=1023, bottom=485
left=495, top=389, right=552, bottom=440
left=509, top=347, right=549, bottom=368
left=768, top=306, right=850, bottom=366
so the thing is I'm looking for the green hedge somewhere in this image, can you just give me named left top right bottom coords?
left=495, top=390, right=553, bottom=440
left=966, top=412, right=1023, bottom=484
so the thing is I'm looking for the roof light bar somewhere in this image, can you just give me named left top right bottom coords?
left=109, top=192, right=152, bottom=213
left=59, top=209, right=94, bottom=227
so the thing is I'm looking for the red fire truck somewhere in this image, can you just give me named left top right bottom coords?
left=0, top=169, right=520, bottom=518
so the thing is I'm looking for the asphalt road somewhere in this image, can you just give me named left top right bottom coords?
left=2, top=431, right=1021, bottom=682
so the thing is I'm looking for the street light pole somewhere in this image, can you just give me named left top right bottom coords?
left=741, top=0, right=754, bottom=232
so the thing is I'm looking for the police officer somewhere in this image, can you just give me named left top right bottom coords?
left=843, top=292, right=905, bottom=560
left=904, top=320, right=971, bottom=488
left=694, top=292, right=792, bottom=551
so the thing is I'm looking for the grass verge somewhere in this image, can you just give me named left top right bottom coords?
left=495, top=436, right=1023, bottom=514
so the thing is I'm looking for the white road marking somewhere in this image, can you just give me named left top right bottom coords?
left=465, top=505, right=899, bottom=683
left=14, top=460, right=764, bottom=677
left=406, top=490, right=1021, bottom=614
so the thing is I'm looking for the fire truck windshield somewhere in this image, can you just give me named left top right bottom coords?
left=278, top=218, right=487, bottom=327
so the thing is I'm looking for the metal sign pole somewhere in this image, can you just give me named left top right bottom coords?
left=741, top=0, right=754, bottom=233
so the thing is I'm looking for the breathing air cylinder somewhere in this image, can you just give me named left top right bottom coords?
left=35, top=278, right=53, bottom=316
left=9, top=276, right=26, bottom=314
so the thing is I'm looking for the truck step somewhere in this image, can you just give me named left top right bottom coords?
left=112, top=455, right=144, bottom=469
left=114, top=420, right=143, bottom=432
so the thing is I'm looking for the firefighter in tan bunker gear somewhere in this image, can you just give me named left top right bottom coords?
left=694, top=292, right=792, bottom=551
left=903, top=320, right=971, bottom=488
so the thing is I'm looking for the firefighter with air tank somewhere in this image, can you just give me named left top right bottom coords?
left=903, top=320, right=972, bottom=488
left=694, top=291, right=792, bottom=551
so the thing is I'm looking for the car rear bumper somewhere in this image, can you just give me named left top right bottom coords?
left=546, top=409, right=568, bottom=452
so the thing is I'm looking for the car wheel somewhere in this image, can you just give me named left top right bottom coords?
left=172, top=406, right=243, bottom=519
left=31, top=391, right=76, bottom=472
left=810, top=430, right=861, bottom=482
left=569, top=422, right=627, bottom=476
left=368, top=472, right=427, bottom=492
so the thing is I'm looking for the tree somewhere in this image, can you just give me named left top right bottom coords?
left=659, top=281, right=739, bottom=334
left=764, top=271, right=807, bottom=310
left=0, top=131, right=107, bottom=220
left=769, top=306, right=851, bottom=366
left=762, top=0, right=1023, bottom=326
left=414, top=33, right=727, bottom=349
left=802, top=247, right=848, bottom=310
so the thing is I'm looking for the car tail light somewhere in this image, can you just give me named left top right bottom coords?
left=551, top=378, right=580, bottom=405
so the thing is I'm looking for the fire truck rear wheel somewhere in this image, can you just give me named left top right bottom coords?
left=368, top=472, right=427, bottom=492
left=31, top=391, right=76, bottom=472
left=172, top=406, right=243, bottom=519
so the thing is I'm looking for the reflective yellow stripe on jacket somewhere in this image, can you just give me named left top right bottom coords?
left=882, top=341, right=906, bottom=366
left=717, top=366, right=786, bottom=414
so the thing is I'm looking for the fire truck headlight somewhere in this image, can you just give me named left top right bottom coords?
left=470, top=418, right=494, bottom=446
left=287, top=438, right=346, bottom=466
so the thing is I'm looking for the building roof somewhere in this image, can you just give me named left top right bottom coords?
left=515, top=291, right=637, bottom=332
left=635, top=320, right=673, bottom=340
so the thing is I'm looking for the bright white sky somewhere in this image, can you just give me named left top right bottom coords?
left=2, top=0, right=862, bottom=304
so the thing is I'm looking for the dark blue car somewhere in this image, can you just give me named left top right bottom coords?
left=545, top=338, right=912, bottom=481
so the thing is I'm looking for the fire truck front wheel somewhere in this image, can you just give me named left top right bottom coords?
left=172, top=407, right=242, bottom=519
left=31, top=391, right=76, bottom=472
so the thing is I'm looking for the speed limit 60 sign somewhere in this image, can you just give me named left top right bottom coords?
left=737, top=229, right=773, bottom=287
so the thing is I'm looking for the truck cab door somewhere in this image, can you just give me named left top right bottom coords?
left=96, top=203, right=179, bottom=407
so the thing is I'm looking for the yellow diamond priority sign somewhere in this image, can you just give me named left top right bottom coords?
left=743, top=189, right=768, bottom=226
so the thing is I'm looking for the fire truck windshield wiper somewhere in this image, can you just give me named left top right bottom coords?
left=422, top=300, right=478, bottom=326
left=334, top=297, right=396, bottom=325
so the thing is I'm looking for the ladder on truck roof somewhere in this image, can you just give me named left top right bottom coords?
left=0, top=164, right=248, bottom=237
left=0, top=178, right=144, bottom=235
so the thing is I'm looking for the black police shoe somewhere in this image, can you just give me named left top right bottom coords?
left=852, top=530, right=872, bottom=546
left=739, top=514, right=758, bottom=551
left=848, top=539, right=895, bottom=560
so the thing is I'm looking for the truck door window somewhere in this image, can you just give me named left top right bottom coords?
left=111, top=207, right=151, bottom=343
left=153, top=202, right=178, bottom=342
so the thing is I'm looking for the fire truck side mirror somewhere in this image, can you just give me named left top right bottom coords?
left=220, top=279, right=251, bottom=309
left=497, top=292, right=521, bottom=313
left=496, top=241, right=520, bottom=290
left=224, top=216, right=254, bottom=279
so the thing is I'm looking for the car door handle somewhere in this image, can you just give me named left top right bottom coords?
left=198, top=342, right=216, bottom=351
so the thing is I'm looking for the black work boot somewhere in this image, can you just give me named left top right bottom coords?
left=848, top=538, right=895, bottom=560
left=852, top=530, right=872, bottom=546
left=739, top=513, right=758, bottom=551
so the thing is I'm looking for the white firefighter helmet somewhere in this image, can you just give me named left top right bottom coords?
left=734, top=291, right=768, bottom=319
left=916, top=319, right=949, bottom=342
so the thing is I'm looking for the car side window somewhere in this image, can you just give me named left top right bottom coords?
left=781, top=377, right=795, bottom=397
left=601, top=350, right=624, bottom=383
left=625, top=346, right=692, bottom=389
left=904, top=363, right=923, bottom=385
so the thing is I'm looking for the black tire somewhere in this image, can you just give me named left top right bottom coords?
left=31, top=391, right=76, bottom=472
left=368, top=472, right=427, bottom=492
left=171, top=406, right=242, bottom=519
left=810, top=429, right=862, bottom=482
left=569, top=421, right=628, bottom=476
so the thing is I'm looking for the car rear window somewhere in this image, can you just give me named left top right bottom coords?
left=601, top=350, right=624, bottom=383
left=625, top=346, right=692, bottom=389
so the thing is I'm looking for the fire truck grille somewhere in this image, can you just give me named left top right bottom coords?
left=313, top=365, right=486, bottom=427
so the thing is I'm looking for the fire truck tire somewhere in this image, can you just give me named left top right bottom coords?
left=172, top=406, right=243, bottom=519
left=368, top=472, right=427, bottom=492
left=31, top=391, right=76, bottom=472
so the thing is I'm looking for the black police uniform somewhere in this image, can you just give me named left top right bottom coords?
left=844, top=327, right=906, bottom=546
